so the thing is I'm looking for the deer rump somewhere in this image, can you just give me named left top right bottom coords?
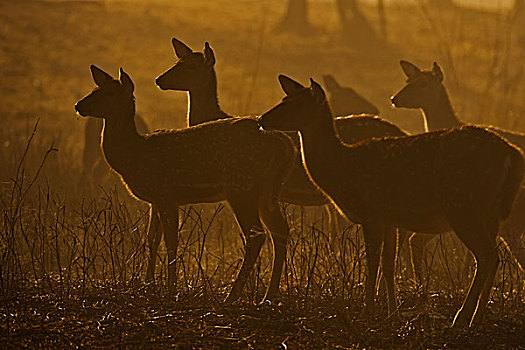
left=313, top=126, right=523, bottom=233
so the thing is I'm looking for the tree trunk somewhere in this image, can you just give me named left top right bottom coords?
left=336, top=0, right=377, bottom=43
left=512, top=0, right=524, bottom=19
left=378, top=0, right=387, bottom=40
left=276, top=0, right=311, bottom=34
left=426, top=0, right=455, bottom=8
left=336, top=0, right=363, bottom=23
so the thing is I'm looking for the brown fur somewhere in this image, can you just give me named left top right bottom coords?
left=259, top=75, right=524, bottom=328
left=392, top=60, right=525, bottom=280
left=75, top=65, right=295, bottom=303
left=155, top=37, right=405, bottom=216
left=331, top=67, right=525, bottom=279
left=392, top=60, right=525, bottom=153
left=82, top=115, right=149, bottom=184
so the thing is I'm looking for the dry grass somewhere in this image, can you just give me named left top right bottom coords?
left=1, top=0, right=524, bottom=348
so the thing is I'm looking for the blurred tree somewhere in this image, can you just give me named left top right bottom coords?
left=513, top=0, right=524, bottom=17
left=335, top=0, right=361, bottom=24
left=512, top=0, right=525, bottom=48
left=378, top=0, right=387, bottom=40
left=276, top=0, right=313, bottom=34
left=426, top=0, right=455, bottom=9
left=276, top=0, right=386, bottom=40
left=336, top=0, right=378, bottom=43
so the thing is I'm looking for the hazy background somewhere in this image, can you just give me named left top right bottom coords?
left=2, top=0, right=523, bottom=154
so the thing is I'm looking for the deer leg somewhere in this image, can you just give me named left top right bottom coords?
left=146, top=205, right=162, bottom=282
left=452, top=219, right=498, bottom=328
left=453, top=246, right=498, bottom=328
left=362, top=222, right=384, bottom=313
left=471, top=218, right=500, bottom=325
left=409, top=233, right=434, bottom=285
left=396, top=229, right=409, bottom=251
left=158, top=204, right=180, bottom=293
left=395, top=229, right=410, bottom=279
left=259, top=201, right=290, bottom=302
left=381, top=226, right=398, bottom=316
left=499, top=229, right=525, bottom=272
left=499, top=189, right=525, bottom=271
left=471, top=253, right=498, bottom=325
left=327, top=203, right=346, bottom=244
left=225, top=198, right=266, bottom=303
left=326, top=204, right=337, bottom=244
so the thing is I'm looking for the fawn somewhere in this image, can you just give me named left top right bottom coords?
left=75, top=65, right=296, bottom=303
left=392, top=60, right=525, bottom=281
left=258, top=74, right=523, bottom=328
left=155, top=37, right=406, bottom=234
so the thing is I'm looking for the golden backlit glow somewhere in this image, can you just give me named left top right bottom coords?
left=1, top=0, right=524, bottom=348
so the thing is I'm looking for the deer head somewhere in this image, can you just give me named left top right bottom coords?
left=155, top=38, right=216, bottom=91
left=258, top=75, right=330, bottom=134
left=75, top=65, right=135, bottom=120
left=391, top=60, right=444, bottom=110
left=323, top=74, right=379, bottom=116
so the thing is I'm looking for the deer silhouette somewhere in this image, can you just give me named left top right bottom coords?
left=392, top=60, right=525, bottom=281
left=322, top=74, right=380, bottom=116
left=392, top=60, right=525, bottom=152
left=155, top=38, right=406, bottom=238
left=259, top=75, right=523, bottom=328
left=75, top=65, right=296, bottom=303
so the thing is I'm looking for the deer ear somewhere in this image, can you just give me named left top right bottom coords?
left=310, top=78, right=327, bottom=105
left=90, top=65, right=113, bottom=87
left=171, top=37, right=193, bottom=58
left=278, top=75, right=304, bottom=95
left=119, top=68, right=134, bottom=95
left=203, top=42, right=216, bottom=66
left=322, top=74, right=340, bottom=91
left=432, top=62, right=444, bottom=82
left=400, top=60, right=421, bottom=78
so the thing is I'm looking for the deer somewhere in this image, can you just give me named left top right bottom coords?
left=74, top=65, right=297, bottom=303
left=324, top=72, right=430, bottom=281
left=155, top=37, right=407, bottom=239
left=321, top=73, right=382, bottom=236
left=391, top=60, right=525, bottom=151
left=391, top=60, right=525, bottom=282
left=82, top=115, right=149, bottom=184
left=258, top=74, right=524, bottom=328
left=322, top=74, right=380, bottom=117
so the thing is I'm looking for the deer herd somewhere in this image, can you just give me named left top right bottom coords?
left=75, top=37, right=525, bottom=329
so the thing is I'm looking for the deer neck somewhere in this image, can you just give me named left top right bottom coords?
left=101, top=105, right=142, bottom=173
left=187, top=69, right=229, bottom=126
left=422, top=86, right=462, bottom=132
left=299, top=107, right=347, bottom=180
